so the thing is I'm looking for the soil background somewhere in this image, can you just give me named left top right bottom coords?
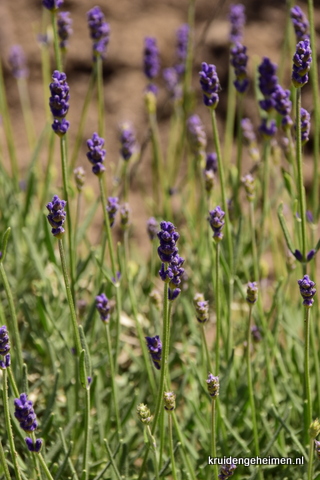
left=0, top=0, right=319, bottom=250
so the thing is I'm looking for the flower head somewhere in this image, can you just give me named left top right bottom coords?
left=259, top=118, right=277, bottom=139
left=163, top=67, right=181, bottom=100
left=242, top=174, right=255, bottom=202
left=49, top=70, right=70, bottom=135
left=315, top=440, right=320, bottom=460
left=42, top=0, right=63, bottom=11
left=229, top=4, right=245, bottom=44
left=147, top=217, right=158, bottom=240
left=8, top=45, right=28, bottom=79
left=95, top=293, right=110, bottom=322
left=194, top=293, right=209, bottom=323
left=218, top=463, right=236, bottom=479
left=25, top=437, right=43, bottom=453
left=120, top=203, right=130, bottom=230
left=14, top=393, right=38, bottom=433
left=137, top=404, right=153, bottom=425
left=246, top=282, right=258, bottom=305
left=57, top=11, right=73, bottom=50
left=205, top=153, right=218, bottom=173
left=74, top=167, right=85, bottom=192
left=199, top=62, right=220, bottom=108
left=145, top=335, right=162, bottom=370
left=298, top=275, right=316, bottom=308
left=46, top=195, right=67, bottom=239
left=164, top=391, right=176, bottom=411
left=119, top=122, right=137, bottom=161
left=175, top=24, right=189, bottom=76
left=106, top=197, right=119, bottom=227
left=157, top=221, right=179, bottom=263
left=206, top=373, right=219, bottom=398
left=292, top=39, right=312, bottom=88
left=271, top=85, right=292, bottom=127
left=187, top=114, right=207, bottom=161
left=0, top=325, right=10, bottom=369
left=86, top=132, right=106, bottom=176
left=258, top=57, right=278, bottom=101
left=143, top=37, right=160, bottom=80
left=291, top=6, right=309, bottom=42
left=230, top=43, right=249, bottom=94
left=208, top=206, right=225, bottom=242
left=300, top=107, right=311, bottom=144
left=87, top=6, right=110, bottom=60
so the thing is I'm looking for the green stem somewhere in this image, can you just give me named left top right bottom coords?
left=171, top=412, right=196, bottom=480
left=259, top=140, right=271, bottom=256
left=41, top=131, right=55, bottom=207
left=235, top=95, right=243, bottom=211
left=38, top=453, right=55, bottom=480
left=211, top=400, right=218, bottom=480
left=17, top=78, right=36, bottom=151
left=0, top=261, right=23, bottom=373
left=7, top=366, right=19, bottom=397
left=51, top=11, right=62, bottom=71
left=246, top=306, right=263, bottom=480
left=104, top=439, right=122, bottom=480
left=249, top=201, right=259, bottom=282
left=105, top=324, right=123, bottom=438
left=97, top=57, right=105, bottom=138
left=214, top=242, right=220, bottom=376
left=295, top=88, right=307, bottom=260
left=147, top=425, right=160, bottom=480
left=224, top=63, right=236, bottom=171
left=168, top=414, right=178, bottom=480
left=2, top=369, right=22, bottom=480
left=308, top=437, right=314, bottom=480
left=304, top=308, right=312, bottom=439
left=201, top=324, right=212, bottom=373
left=81, top=386, right=91, bottom=480
left=149, top=111, right=165, bottom=215
left=58, top=239, right=81, bottom=356
left=0, top=438, right=11, bottom=480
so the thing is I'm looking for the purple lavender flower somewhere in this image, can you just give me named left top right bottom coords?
left=294, top=249, right=303, bottom=262
left=8, top=46, right=28, bottom=79
left=46, top=195, right=67, bottom=239
left=119, top=122, right=137, bottom=161
left=259, top=118, right=277, bottom=138
left=160, top=254, right=185, bottom=301
left=25, top=437, right=43, bottom=453
left=307, top=249, right=316, bottom=262
left=230, top=43, right=249, bottom=94
left=14, top=393, right=38, bottom=433
left=106, top=197, right=119, bottom=227
left=95, top=293, right=110, bottom=322
left=206, top=373, right=219, bottom=398
left=199, top=62, right=220, bottom=108
left=147, top=217, right=158, bottom=240
left=86, top=132, right=106, bottom=176
left=246, top=282, right=258, bottom=305
left=157, top=221, right=180, bottom=263
left=218, top=463, right=236, bottom=479
left=87, top=6, right=110, bottom=60
left=145, top=335, right=162, bottom=370
left=298, top=275, right=316, bottom=307
left=187, top=114, right=207, bottom=161
left=163, top=67, right=181, bottom=100
left=0, top=326, right=10, bottom=356
left=292, top=39, right=312, bottom=88
left=205, top=153, right=218, bottom=173
left=300, top=107, right=310, bottom=144
left=208, top=206, right=225, bottom=242
left=175, top=24, right=189, bottom=76
left=42, top=0, right=64, bottom=11
left=143, top=37, right=160, bottom=80
left=194, top=293, right=209, bottom=323
left=258, top=57, right=278, bottom=111
left=49, top=70, right=70, bottom=136
left=271, top=84, right=292, bottom=127
left=291, top=6, right=309, bottom=42
left=229, top=4, right=245, bottom=44
left=57, top=11, right=73, bottom=50
left=306, top=210, right=314, bottom=223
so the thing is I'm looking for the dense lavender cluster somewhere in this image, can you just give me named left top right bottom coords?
left=290, top=6, right=309, bottom=41
left=230, top=43, right=249, bottom=93
left=14, top=393, right=38, bottom=432
left=272, top=84, right=292, bottom=127
left=42, top=0, right=63, bottom=10
left=258, top=57, right=278, bottom=111
left=57, top=11, right=73, bottom=50
left=298, top=275, right=316, bottom=308
left=145, top=335, right=162, bottom=370
left=0, top=326, right=10, bottom=369
left=300, top=107, right=311, bottom=144
left=46, top=195, right=67, bottom=239
left=49, top=70, right=70, bottom=136
left=86, top=132, right=106, bottom=176
left=218, top=463, right=237, bottom=479
left=199, top=62, right=220, bottom=108
left=208, top=206, right=225, bottom=242
left=106, top=197, right=119, bottom=227
left=143, top=37, right=160, bottom=93
left=8, top=45, right=28, bottom=79
left=95, top=293, right=111, bottom=322
left=229, top=4, right=245, bottom=44
left=206, top=373, right=219, bottom=398
left=175, top=24, right=189, bottom=76
left=187, top=114, right=207, bottom=161
left=292, top=39, right=312, bottom=88
left=87, top=6, right=110, bottom=60
left=119, top=122, right=137, bottom=161
left=246, top=282, right=258, bottom=305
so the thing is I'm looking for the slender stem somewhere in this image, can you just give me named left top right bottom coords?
left=224, top=62, right=236, bottom=171
left=38, top=454, right=55, bottom=480
left=81, top=386, right=91, bottom=480
left=17, top=78, right=36, bottom=151
left=2, top=369, right=22, bottom=480
left=41, top=131, right=55, bottom=207
left=235, top=95, right=243, bottom=211
left=295, top=88, right=307, bottom=260
left=308, top=437, right=314, bottom=480
left=147, top=425, right=160, bottom=480
left=51, top=11, right=62, bottom=71
left=31, top=432, right=43, bottom=480
left=0, top=262, right=23, bottom=373
left=304, top=308, right=312, bottom=438
left=0, top=438, right=11, bottom=480
left=105, top=324, right=123, bottom=437
left=97, top=57, right=105, bottom=138
left=211, top=400, right=218, bottom=480
left=7, top=366, right=19, bottom=397
left=214, top=242, right=220, bottom=376
left=201, top=324, right=212, bottom=373
left=159, top=407, right=165, bottom=468
left=249, top=201, right=259, bottom=282
left=171, top=412, right=197, bottom=480
left=104, top=439, right=122, bottom=480
left=168, top=414, right=178, bottom=480
left=246, top=306, right=263, bottom=480
left=259, top=140, right=271, bottom=255
left=149, top=111, right=165, bottom=215
left=58, top=239, right=81, bottom=356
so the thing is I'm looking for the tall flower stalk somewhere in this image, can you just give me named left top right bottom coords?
left=207, top=374, right=219, bottom=480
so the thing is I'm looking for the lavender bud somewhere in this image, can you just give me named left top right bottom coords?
left=137, top=403, right=153, bottom=425
left=0, top=326, right=10, bottom=356
left=309, top=419, right=320, bottom=439
left=8, top=46, right=28, bottom=79
left=73, top=167, right=85, bottom=192
left=242, top=174, right=255, bottom=202
left=205, top=153, right=218, bottom=173
left=14, top=394, right=38, bottom=433
left=25, top=437, right=43, bottom=453
left=86, top=132, right=106, bottom=176
left=206, top=373, right=219, bottom=398
left=230, top=43, right=249, bottom=94
left=246, top=282, right=258, bottom=305
left=251, top=325, right=262, bottom=342
left=42, top=0, right=63, bottom=11
left=315, top=440, right=320, bottom=460
left=87, top=6, right=110, bottom=60
left=241, top=118, right=259, bottom=162
left=175, top=24, right=189, bottom=76
left=208, top=206, right=225, bottom=242
left=157, top=221, right=180, bottom=263
left=294, top=249, right=303, bottom=262
left=259, top=118, right=277, bottom=139
left=46, top=195, right=67, bottom=239
left=307, top=249, right=316, bottom=262
left=145, top=335, right=162, bottom=370
left=95, top=293, right=110, bottom=322
left=49, top=70, right=70, bottom=135
left=199, top=62, right=220, bottom=109
left=0, top=354, right=11, bottom=369
left=229, top=4, right=245, bottom=44
left=144, top=37, right=159, bottom=94
left=258, top=57, right=278, bottom=103
left=57, top=11, right=73, bottom=50
left=164, top=391, right=176, bottom=411
left=300, top=107, right=311, bottom=144
left=203, top=169, right=215, bottom=193
left=218, top=463, right=236, bottom=479
left=271, top=85, right=292, bottom=127
left=163, top=67, right=181, bottom=100
left=194, top=293, right=209, bottom=323
left=290, top=6, right=309, bottom=42
left=120, top=203, right=130, bottom=230
left=147, top=217, right=158, bottom=240
left=292, top=39, right=312, bottom=88
left=187, top=114, right=207, bottom=161
left=119, top=122, right=137, bottom=161
left=298, top=275, right=316, bottom=308
left=106, top=197, right=119, bottom=227
left=306, top=210, right=314, bottom=223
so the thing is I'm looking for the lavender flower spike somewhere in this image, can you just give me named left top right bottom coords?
left=57, top=11, right=73, bottom=50
left=298, top=275, right=316, bottom=308
left=230, top=43, right=249, bottom=94
left=87, top=6, right=110, bottom=60
left=300, top=108, right=310, bottom=144
left=187, top=114, right=207, bottom=162
left=206, top=373, right=219, bottom=398
left=25, top=437, right=43, bottom=453
left=292, top=39, right=312, bottom=88
left=164, top=391, right=176, bottom=411
left=229, top=4, right=245, bottom=44
left=291, top=6, right=309, bottom=42
left=143, top=37, right=160, bottom=81
left=49, top=70, right=70, bottom=136
left=194, top=293, right=209, bottom=323
left=199, top=62, right=220, bottom=109
left=46, top=195, right=67, bottom=239
left=147, top=217, right=158, bottom=240
left=95, top=293, right=110, bottom=322
left=246, top=282, right=258, bottom=304
left=145, top=335, right=162, bottom=370
left=258, top=57, right=278, bottom=111
left=157, top=221, right=180, bottom=263
left=119, top=122, right=137, bottom=161
left=208, top=206, right=225, bottom=242
left=218, top=463, right=236, bottom=479
left=42, top=0, right=64, bottom=11
left=106, top=197, right=119, bottom=227
left=86, top=132, right=106, bottom=176
left=0, top=325, right=11, bottom=369
left=8, top=46, right=28, bottom=79
left=74, top=166, right=85, bottom=192
left=175, top=24, right=189, bottom=76
left=14, top=393, right=38, bottom=432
